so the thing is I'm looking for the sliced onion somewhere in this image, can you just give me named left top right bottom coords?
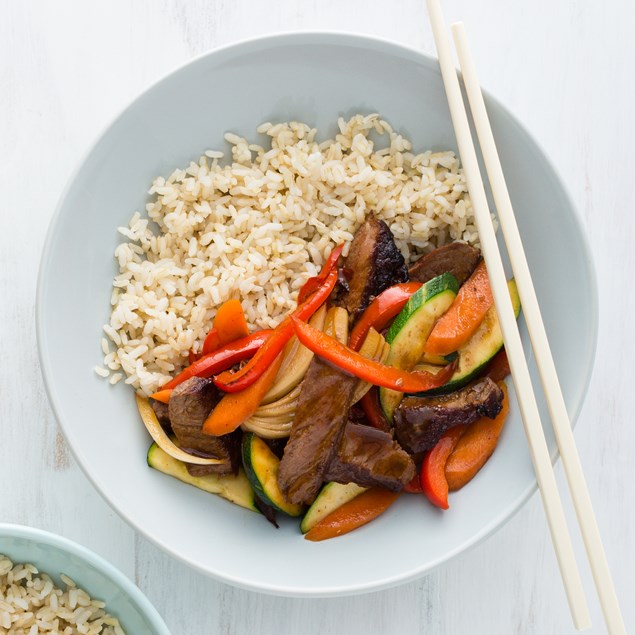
left=261, top=304, right=327, bottom=405
left=242, top=415, right=293, bottom=439
left=351, top=328, right=389, bottom=405
left=135, top=395, right=227, bottom=466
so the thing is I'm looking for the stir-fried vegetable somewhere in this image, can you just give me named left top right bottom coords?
left=202, top=298, right=250, bottom=356
left=304, top=488, right=400, bottom=541
left=261, top=304, right=327, bottom=405
left=161, top=331, right=272, bottom=391
left=359, top=388, right=391, bottom=431
left=348, top=282, right=422, bottom=351
left=445, top=383, right=509, bottom=491
left=214, top=267, right=338, bottom=393
left=149, top=388, right=172, bottom=404
left=350, top=328, right=390, bottom=405
left=242, top=433, right=304, bottom=516
left=290, top=315, right=456, bottom=393
left=420, top=425, right=466, bottom=509
left=147, top=443, right=258, bottom=512
left=202, top=352, right=285, bottom=436
left=424, top=261, right=493, bottom=356
left=297, top=244, right=344, bottom=304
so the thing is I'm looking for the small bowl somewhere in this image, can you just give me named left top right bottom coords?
left=0, top=524, right=170, bottom=634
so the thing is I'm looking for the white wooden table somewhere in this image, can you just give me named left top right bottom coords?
left=2, top=1, right=633, bottom=633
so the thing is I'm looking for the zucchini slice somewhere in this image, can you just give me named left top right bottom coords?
left=300, top=482, right=367, bottom=534
left=146, top=443, right=258, bottom=512
left=241, top=432, right=304, bottom=516
left=379, top=273, right=459, bottom=420
left=414, top=279, right=521, bottom=396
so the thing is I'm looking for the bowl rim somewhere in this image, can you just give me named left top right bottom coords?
left=36, top=30, right=599, bottom=597
left=0, top=523, right=171, bottom=633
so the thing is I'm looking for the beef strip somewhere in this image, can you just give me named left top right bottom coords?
left=168, top=377, right=240, bottom=475
left=150, top=399, right=172, bottom=434
left=325, top=423, right=415, bottom=491
left=278, top=218, right=410, bottom=504
left=393, top=378, right=504, bottom=454
left=277, top=358, right=358, bottom=505
left=340, top=216, right=408, bottom=321
left=408, top=242, right=480, bottom=286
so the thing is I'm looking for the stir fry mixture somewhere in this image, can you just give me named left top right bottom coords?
left=137, top=218, right=520, bottom=540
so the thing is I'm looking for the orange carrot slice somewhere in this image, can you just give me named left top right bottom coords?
left=424, top=261, right=493, bottom=356
left=149, top=389, right=172, bottom=404
left=202, top=299, right=249, bottom=355
left=214, top=299, right=249, bottom=345
left=304, top=488, right=400, bottom=542
left=445, top=382, right=509, bottom=491
left=202, top=352, right=284, bottom=436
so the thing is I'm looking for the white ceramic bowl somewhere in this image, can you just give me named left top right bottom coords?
left=37, top=33, right=597, bottom=597
left=0, top=524, right=170, bottom=633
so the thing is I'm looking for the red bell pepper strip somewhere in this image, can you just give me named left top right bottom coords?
left=161, top=330, right=273, bottom=391
left=297, top=244, right=344, bottom=304
left=359, top=388, right=391, bottom=433
left=290, top=315, right=456, bottom=392
left=403, top=471, right=423, bottom=494
left=420, top=425, right=467, bottom=509
left=201, top=328, right=221, bottom=357
left=348, top=282, right=422, bottom=351
left=214, top=268, right=339, bottom=393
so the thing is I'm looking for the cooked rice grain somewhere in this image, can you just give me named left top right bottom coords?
left=0, top=555, right=125, bottom=635
left=101, top=114, right=482, bottom=395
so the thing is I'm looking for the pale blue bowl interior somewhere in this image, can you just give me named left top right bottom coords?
left=0, top=525, right=170, bottom=634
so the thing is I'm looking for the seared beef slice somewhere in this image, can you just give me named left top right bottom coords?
left=168, top=377, right=239, bottom=474
left=409, top=242, right=480, bottom=286
left=325, top=423, right=415, bottom=491
left=277, top=358, right=358, bottom=505
left=394, top=378, right=504, bottom=454
left=341, top=217, right=408, bottom=321
left=150, top=399, right=172, bottom=434
left=278, top=217, right=410, bottom=504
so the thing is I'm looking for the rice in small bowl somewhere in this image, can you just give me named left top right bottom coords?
left=0, top=525, right=170, bottom=635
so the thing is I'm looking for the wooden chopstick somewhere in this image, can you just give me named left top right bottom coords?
left=451, top=21, right=626, bottom=635
left=425, top=0, right=591, bottom=630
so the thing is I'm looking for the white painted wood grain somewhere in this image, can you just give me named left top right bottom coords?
left=1, top=1, right=633, bottom=633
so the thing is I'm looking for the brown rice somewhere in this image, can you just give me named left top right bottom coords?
left=0, top=555, right=125, bottom=635
left=98, top=114, right=481, bottom=395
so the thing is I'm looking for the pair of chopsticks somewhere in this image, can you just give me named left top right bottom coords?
left=425, top=1, right=625, bottom=633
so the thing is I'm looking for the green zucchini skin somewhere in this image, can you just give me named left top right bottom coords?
left=380, top=273, right=459, bottom=420
left=146, top=443, right=259, bottom=512
left=385, top=273, right=459, bottom=343
left=241, top=433, right=304, bottom=517
left=300, top=482, right=367, bottom=533
left=413, top=279, right=521, bottom=397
